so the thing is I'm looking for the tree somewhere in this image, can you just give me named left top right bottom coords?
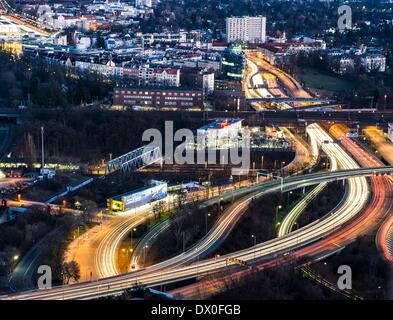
left=62, top=260, right=80, bottom=284
left=24, top=132, right=37, bottom=169
left=96, top=32, right=105, bottom=49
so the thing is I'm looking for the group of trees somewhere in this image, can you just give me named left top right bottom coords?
left=297, top=181, right=344, bottom=228
left=0, top=206, right=55, bottom=258
left=145, top=197, right=219, bottom=264
left=16, top=108, right=202, bottom=165
left=314, top=235, right=390, bottom=299
left=38, top=231, right=80, bottom=285
left=139, top=0, right=393, bottom=40
left=286, top=50, right=393, bottom=108
left=212, top=265, right=337, bottom=300
left=0, top=205, right=82, bottom=286
left=62, top=261, right=80, bottom=284
left=0, top=52, right=109, bottom=108
left=216, top=191, right=285, bottom=256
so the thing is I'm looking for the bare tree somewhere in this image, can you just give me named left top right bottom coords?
left=62, top=260, right=80, bottom=284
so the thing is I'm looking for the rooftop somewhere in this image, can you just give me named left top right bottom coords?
left=198, top=118, right=243, bottom=131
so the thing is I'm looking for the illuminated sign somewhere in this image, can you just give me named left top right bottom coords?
left=108, top=183, right=168, bottom=212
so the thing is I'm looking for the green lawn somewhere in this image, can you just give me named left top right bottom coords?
left=301, top=68, right=356, bottom=92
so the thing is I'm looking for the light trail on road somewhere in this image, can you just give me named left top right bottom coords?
left=172, top=125, right=393, bottom=299
left=3, top=163, right=388, bottom=299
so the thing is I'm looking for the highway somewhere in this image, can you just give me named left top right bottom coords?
left=280, top=127, right=317, bottom=175
left=244, top=58, right=269, bottom=110
left=3, top=161, right=392, bottom=299
left=376, top=214, right=393, bottom=263
left=363, top=126, right=393, bottom=165
left=171, top=129, right=393, bottom=299
left=130, top=128, right=315, bottom=271
left=0, top=47, right=389, bottom=299
left=278, top=125, right=331, bottom=236
left=65, top=194, right=179, bottom=281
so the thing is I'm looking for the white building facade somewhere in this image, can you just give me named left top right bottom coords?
left=361, top=54, right=386, bottom=73
left=226, top=16, right=266, bottom=43
left=197, top=118, right=243, bottom=149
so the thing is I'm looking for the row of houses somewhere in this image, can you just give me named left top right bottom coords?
left=327, top=50, right=386, bottom=74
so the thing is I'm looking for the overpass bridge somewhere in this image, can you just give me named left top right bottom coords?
left=246, top=97, right=335, bottom=103
left=3, top=166, right=393, bottom=300
left=105, top=146, right=161, bottom=174
left=198, top=109, right=392, bottom=126
left=257, top=109, right=390, bottom=125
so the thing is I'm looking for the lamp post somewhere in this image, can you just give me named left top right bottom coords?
left=276, top=205, right=282, bottom=223
left=251, top=234, right=256, bottom=259
left=205, top=213, right=211, bottom=234
left=287, top=191, right=293, bottom=202
left=130, top=227, right=137, bottom=247
left=281, top=161, right=286, bottom=172
left=143, top=245, right=148, bottom=268
left=384, top=94, right=388, bottom=111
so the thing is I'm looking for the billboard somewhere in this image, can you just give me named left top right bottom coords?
left=122, top=183, right=167, bottom=211
left=107, top=182, right=168, bottom=212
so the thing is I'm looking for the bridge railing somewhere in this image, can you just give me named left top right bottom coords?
left=105, top=146, right=161, bottom=174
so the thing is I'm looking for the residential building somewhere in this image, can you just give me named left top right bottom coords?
left=226, top=16, right=266, bottom=43
left=361, top=54, right=386, bottom=73
left=136, top=0, right=153, bottom=8
left=113, top=86, right=204, bottom=109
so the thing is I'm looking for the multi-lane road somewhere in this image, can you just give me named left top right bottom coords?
left=3, top=162, right=393, bottom=299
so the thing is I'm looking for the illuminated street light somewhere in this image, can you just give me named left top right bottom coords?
left=276, top=205, right=282, bottom=217
left=143, top=245, right=149, bottom=268
left=384, top=94, right=387, bottom=111
left=251, top=234, right=257, bottom=259
left=130, top=227, right=137, bottom=246
left=205, top=213, right=211, bottom=234
left=74, top=201, right=81, bottom=209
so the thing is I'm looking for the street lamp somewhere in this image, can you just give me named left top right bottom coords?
left=251, top=234, right=256, bottom=259
left=287, top=191, right=293, bottom=202
left=74, top=201, right=81, bottom=209
left=143, top=245, right=148, bottom=268
left=130, top=227, right=137, bottom=246
left=384, top=94, right=388, bottom=111
left=124, top=248, right=133, bottom=263
left=205, top=213, right=211, bottom=234
left=276, top=205, right=282, bottom=224
left=281, top=161, right=286, bottom=171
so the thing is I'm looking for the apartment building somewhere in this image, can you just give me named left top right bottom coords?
left=226, top=16, right=266, bottom=43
